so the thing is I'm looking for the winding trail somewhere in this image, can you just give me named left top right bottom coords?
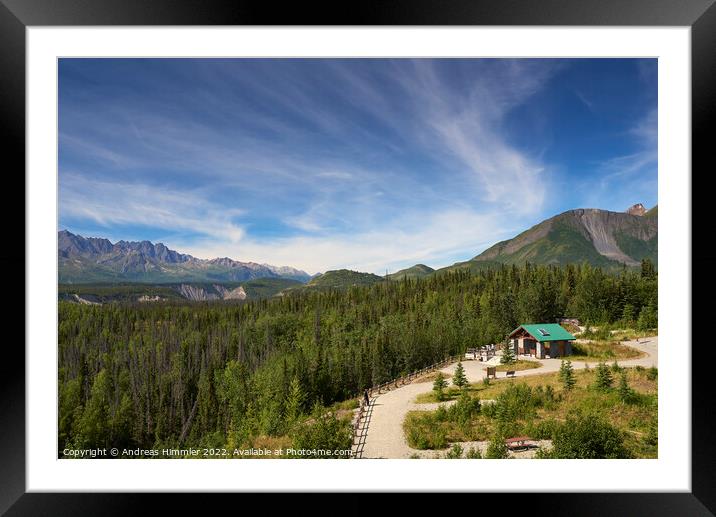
left=359, top=336, right=658, bottom=458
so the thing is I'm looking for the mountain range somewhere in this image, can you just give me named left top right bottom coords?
left=58, top=230, right=310, bottom=284
left=59, top=204, right=657, bottom=300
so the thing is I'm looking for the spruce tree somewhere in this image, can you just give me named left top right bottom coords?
left=453, top=361, right=468, bottom=390
left=617, top=370, right=632, bottom=402
left=559, top=360, right=576, bottom=391
left=501, top=341, right=516, bottom=365
left=433, top=372, right=448, bottom=401
left=594, top=362, right=613, bottom=391
left=284, top=376, right=305, bottom=426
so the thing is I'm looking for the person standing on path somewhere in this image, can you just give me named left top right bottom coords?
left=363, top=389, right=370, bottom=407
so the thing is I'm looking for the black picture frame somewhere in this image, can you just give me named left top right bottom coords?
left=3, top=0, right=714, bottom=514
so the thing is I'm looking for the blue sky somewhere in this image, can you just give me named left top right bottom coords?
left=59, top=58, right=657, bottom=274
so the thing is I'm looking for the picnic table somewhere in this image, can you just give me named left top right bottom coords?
left=505, top=436, right=532, bottom=451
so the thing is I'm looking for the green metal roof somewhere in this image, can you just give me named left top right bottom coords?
left=510, top=323, right=576, bottom=342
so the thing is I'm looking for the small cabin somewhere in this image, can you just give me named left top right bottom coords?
left=507, top=323, right=576, bottom=359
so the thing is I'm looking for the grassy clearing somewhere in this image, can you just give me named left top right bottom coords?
left=414, top=385, right=479, bottom=404
left=404, top=394, right=484, bottom=449
left=404, top=367, right=657, bottom=458
left=495, top=360, right=542, bottom=372
left=570, top=341, right=644, bottom=362
left=330, top=398, right=359, bottom=411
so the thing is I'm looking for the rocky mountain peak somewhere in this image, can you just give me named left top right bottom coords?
left=58, top=230, right=311, bottom=283
left=626, top=203, right=647, bottom=216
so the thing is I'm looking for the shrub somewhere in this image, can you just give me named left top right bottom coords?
left=535, top=446, right=555, bottom=459
left=485, top=433, right=509, bottom=459
left=646, top=367, right=658, bottom=381
left=645, top=417, right=658, bottom=447
left=434, top=405, right=448, bottom=422
left=447, top=392, right=481, bottom=425
left=594, top=362, right=614, bottom=391
left=466, top=447, right=482, bottom=459
left=550, top=412, right=629, bottom=458
left=404, top=414, right=448, bottom=450
left=482, top=402, right=497, bottom=419
left=446, top=443, right=464, bottom=459
left=491, top=383, right=544, bottom=424
left=527, top=418, right=561, bottom=440
left=290, top=403, right=352, bottom=458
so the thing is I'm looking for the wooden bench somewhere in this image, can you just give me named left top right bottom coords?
left=506, top=370, right=516, bottom=378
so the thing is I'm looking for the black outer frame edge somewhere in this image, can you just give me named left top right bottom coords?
left=4, top=0, right=715, bottom=515
left=692, top=0, right=716, bottom=514
left=0, top=0, right=714, bottom=26
left=0, top=2, right=26, bottom=517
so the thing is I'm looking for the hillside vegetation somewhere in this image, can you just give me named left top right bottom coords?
left=433, top=208, right=658, bottom=275
left=282, top=269, right=385, bottom=294
left=386, top=264, right=435, bottom=280
left=58, top=261, right=656, bottom=457
left=404, top=366, right=658, bottom=458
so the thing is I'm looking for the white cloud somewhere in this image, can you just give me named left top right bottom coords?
left=60, top=173, right=246, bottom=243
left=387, top=60, right=553, bottom=215
left=179, top=208, right=513, bottom=275
left=60, top=59, right=562, bottom=272
left=61, top=174, right=516, bottom=274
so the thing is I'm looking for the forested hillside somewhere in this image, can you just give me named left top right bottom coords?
left=58, top=261, right=657, bottom=457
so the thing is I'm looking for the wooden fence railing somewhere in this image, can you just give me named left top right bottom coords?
left=350, top=353, right=462, bottom=458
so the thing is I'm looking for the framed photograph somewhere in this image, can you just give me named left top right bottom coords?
left=5, top=0, right=714, bottom=513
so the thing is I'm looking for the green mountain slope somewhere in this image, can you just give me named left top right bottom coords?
left=435, top=207, right=657, bottom=275
left=386, top=264, right=435, bottom=280
left=644, top=204, right=658, bottom=218
left=281, top=269, right=385, bottom=294
left=241, top=278, right=303, bottom=298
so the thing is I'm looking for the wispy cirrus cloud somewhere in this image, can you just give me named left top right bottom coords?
left=580, top=108, right=658, bottom=210
left=58, top=58, right=656, bottom=272
left=60, top=173, right=518, bottom=274
left=60, top=173, right=247, bottom=243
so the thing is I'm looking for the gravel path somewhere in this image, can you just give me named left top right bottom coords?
left=359, top=336, right=658, bottom=458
